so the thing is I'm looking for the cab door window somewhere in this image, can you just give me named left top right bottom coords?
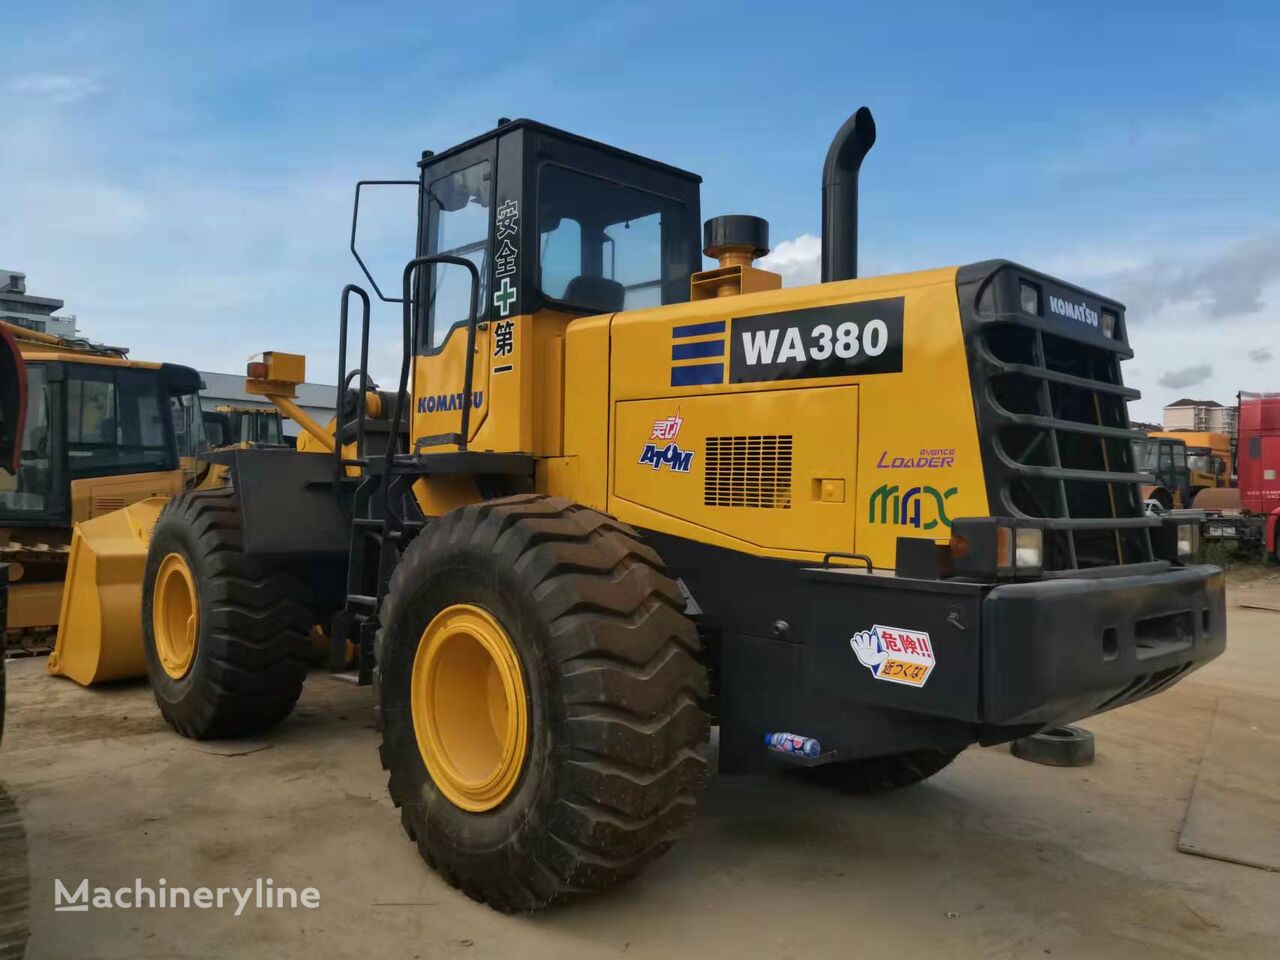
left=424, top=160, right=492, bottom=351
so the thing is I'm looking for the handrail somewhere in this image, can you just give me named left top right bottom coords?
left=335, top=284, right=372, bottom=480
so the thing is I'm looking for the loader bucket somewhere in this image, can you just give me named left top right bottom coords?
left=47, top=498, right=168, bottom=686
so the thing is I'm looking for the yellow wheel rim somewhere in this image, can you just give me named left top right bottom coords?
left=153, top=552, right=199, bottom=680
left=410, top=603, right=528, bottom=812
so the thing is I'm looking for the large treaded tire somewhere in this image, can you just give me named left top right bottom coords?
left=142, top=487, right=312, bottom=739
left=807, top=747, right=963, bottom=794
left=0, top=786, right=29, bottom=960
left=377, top=495, right=709, bottom=912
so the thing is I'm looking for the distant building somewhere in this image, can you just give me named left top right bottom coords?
left=197, top=370, right=337, bottom=442
left=1163, top=398, right=1238, bottom=436
left=0, top=269, right=79, bottom=338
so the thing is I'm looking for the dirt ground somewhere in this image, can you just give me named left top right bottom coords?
left=2, top=574, right=1279, bottom=960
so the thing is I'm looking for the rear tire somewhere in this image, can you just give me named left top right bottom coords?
left=377, top=495, right=709, bottom=912
left=807, top=747, right=962, bottom=793
left=0, top=785, right=29, bottom=960
left=142, top=488, right=312, bottom=739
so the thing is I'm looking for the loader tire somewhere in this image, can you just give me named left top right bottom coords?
left=142, top=488, right=312, bottom=739
left=808, top=747, right=962, bottom=794
left=377, top=495, right=709, bottom=912
left=0, top=785, right=29, bottom=960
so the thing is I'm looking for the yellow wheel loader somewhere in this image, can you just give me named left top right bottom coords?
left=0, top=319, right=206, bottom=663
left=134, top=108, right=1223, bottom=911
left=202, top=404, right=287, bottom=448
left=1, top=321, right=28, bottom=745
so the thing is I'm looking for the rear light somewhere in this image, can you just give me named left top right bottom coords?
left=1152, top=515, right=1203, bottom=564
left=1176, top=521, right=1199, bottom=560
left=949, top=518, right=1044, bottom=579
left=247, top=361, right=268, bottom=380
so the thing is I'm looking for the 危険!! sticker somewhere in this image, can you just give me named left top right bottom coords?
left=850, top=624, right=935, bottom=688
left=729, top=297, right=904, bottom=383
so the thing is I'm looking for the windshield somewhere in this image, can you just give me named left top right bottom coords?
left=0, top=363, right=52, bottom=517
left=1187, top=452, right=1212, bottom=474
left=1134, top=439, right=1160, bottom=472
left=538, top=164, right=696, bottom=313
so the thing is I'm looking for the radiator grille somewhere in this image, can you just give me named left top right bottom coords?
left=962, top=265, right=1158, bottom=571
left=704, top=435, right=793, bottom=509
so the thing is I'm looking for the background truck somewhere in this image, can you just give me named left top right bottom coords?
left=1200, top=392, right=1280, bottom=560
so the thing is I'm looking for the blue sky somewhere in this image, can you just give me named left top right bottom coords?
left=4, top=1, right=1278, bottom=420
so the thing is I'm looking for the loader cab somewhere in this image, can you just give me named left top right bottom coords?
left=411, top=119, right=702, bottom=454
left=0, top=358, right=204, bottom=527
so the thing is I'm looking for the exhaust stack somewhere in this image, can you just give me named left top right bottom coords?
left=821, top=106, right=876, bottom=283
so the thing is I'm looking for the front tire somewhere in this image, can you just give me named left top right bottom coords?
left=377, top=495, right=709, bottom=911
left=142, top=488, right=312, bottom=739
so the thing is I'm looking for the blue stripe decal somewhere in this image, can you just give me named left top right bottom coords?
left=670, top=363, right=725, bottom=387
left=671, top=340, right=725, bottom=361
left=672, top=320, right=726, bottom=339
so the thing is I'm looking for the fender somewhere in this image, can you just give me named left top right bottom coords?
left=0, top=323, right=27, bottom=475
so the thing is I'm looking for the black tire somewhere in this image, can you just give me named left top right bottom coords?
left=807, top=747, right=963, bottom=793
left=1011, top=725, right=1095, bottom=767
left=0, top=785, right=29, bottom=960
left=142, top=488, right=312, bottom=739
left=377, top=495, right=709, bottom=912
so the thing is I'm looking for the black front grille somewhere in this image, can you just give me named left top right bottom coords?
left=960, top=262, right=1157, bottom=571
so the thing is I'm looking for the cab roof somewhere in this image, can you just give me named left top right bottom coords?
left=419, top=117, right=703, bottom=184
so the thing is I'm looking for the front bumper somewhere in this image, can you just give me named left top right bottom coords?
left=981, top=564, right=1225, bottom=728
left=716, top=560, right=1226, bottom=771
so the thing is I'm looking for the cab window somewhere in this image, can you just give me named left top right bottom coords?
left=66, top=366, right=172, bottom=478
left=424, top=161, right=492, bottom=351
left=537, top=164, right=695, bottom=314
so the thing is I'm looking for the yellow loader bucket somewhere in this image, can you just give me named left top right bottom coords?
left=47, top=498, right=168, bottom=686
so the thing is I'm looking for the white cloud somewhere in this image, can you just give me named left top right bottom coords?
left=759, top=233, right=821, bottom=287
left=9, top=72, right=103, bottom=104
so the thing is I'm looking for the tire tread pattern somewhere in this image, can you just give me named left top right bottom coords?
left=377, top=495, right=709, bottom=911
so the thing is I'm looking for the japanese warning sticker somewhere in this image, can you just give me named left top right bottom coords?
left=849, top=624, right=935, bottom=688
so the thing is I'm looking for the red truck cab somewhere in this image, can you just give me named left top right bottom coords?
left=1237, top=391, right=1280, bottom=558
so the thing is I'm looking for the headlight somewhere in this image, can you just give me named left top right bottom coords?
left=1100, top=309, right=1118, bottom=339
left=1177, top=522, right=1199, bottom=559
left=1020, top=281, right=1041, bottom=316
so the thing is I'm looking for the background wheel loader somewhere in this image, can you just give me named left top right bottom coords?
left=120, top=107, right=1223, bottom=911
left=0, top=320, right=209, bottom=680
